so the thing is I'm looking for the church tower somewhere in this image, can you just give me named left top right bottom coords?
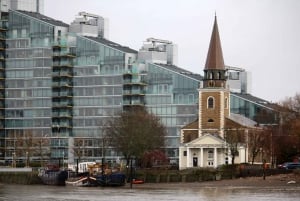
left=198, top=16, right=230, bottom=138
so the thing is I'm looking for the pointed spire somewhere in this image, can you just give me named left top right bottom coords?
left=204, top=15, right=225, bottom=70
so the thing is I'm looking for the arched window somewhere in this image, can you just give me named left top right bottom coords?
left=208, top=119, right=214, bottom=123
left=207, top=97, right=214, bottom=108
left=218, top=72, right=221, bottom=79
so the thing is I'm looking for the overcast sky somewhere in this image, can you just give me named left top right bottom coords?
left=44, top=0, right=300, bottom=103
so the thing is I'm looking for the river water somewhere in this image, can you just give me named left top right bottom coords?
left=0, top=184, right=299, bottom=201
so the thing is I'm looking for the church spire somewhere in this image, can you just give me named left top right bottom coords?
left=204, top=15, right=225, bottom=70
left=203, top=15, right=227, bottom=88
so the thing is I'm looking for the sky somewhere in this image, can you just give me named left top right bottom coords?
left=44, top=0, right=300, bottom=103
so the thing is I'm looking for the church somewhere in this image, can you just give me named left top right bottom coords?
left=179, top=16, right=258, bottom=170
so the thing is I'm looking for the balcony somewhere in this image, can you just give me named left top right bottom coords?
left=52, top=71, right=73, bottom=78
left=52, top=81, right=73, bottom=88
left=52, top=92, right=73, bottom=97
left=53, top=61, right=73, bottom=67
left=52, top=112, right=72, bottom=118
left=123, top=89, right=146, bottom=96
left=52, top=102, right=73, bottom=108
left=0, top=21, right=8, bottom=31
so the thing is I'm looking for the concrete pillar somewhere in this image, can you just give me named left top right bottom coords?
left=214, top=147, right=217, bottom=168
left=187, top=148, right=190, bottom=168
left=200, top=148, right=203, bottom=167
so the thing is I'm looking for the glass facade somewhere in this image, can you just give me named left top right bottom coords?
left=71, top=36, right=130, bottom=162
left=0, top=10, right=8, bottom=160
left=230, top=94, right=279, bottom=124
left=4, top=10, right=54, bottom=162
left=144, top=63, right=200, bottom=162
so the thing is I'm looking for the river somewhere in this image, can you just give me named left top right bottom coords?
left=0, top=184, right=299, bottom=201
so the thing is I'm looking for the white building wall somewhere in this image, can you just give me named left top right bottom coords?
left=138, top=38, right=177, bottom=65
left=0, top=0, right=9, bottom=12
left=8, top=0, right=44, bottom=13
left=179, top=147, right=187, bottom=170
left=138, top=51, right=167, bottom=64
left=227, top=70, right=252, bottom=94
left=166, top=43, right=178, bottom=65
left=69, top=12, right=109, bottom=39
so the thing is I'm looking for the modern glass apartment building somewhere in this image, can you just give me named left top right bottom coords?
left=71, top=36, right=137, bottom=163
left=3, top=9, right=70, bottom=164
left=0, top=9, right=279, bottom=165
left=143, top=63, right=201, bottom=162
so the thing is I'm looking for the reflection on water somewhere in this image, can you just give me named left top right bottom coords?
left=0, top=184, right=299, bottom=201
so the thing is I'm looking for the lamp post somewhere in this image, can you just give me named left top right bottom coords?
left=25, top=151, right=28, bottom=167
left=62, top=150, right=65, bottom=169
left=40, top=134, right=48, bottom=167
left=55, top=124, right=61, bottom=167
left=12, top=152, right=16, bottom=168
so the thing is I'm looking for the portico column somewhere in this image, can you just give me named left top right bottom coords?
left=200, top=148, right=203, bottom=167
left=214, top=147, right=217, bottom=168
left=187, top=148, right=190, bottom=168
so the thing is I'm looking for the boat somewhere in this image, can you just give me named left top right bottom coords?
left=131, top=179, right=144, bottom=184
left=96, top=172, right=126, bottom=186
left=38, top=164, right=68, bottom=185
left=66, top=162, right=126, bottom=187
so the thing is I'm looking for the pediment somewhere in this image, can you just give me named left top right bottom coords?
left=186, top=134, right=226, bottom=146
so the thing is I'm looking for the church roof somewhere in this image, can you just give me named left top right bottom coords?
left=227, top=113, right=258, bottom=128
left=181, top=119, right=198, bottom=129
left=204, top=15, right=225, bottom=70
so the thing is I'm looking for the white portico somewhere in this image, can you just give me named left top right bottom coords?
left=179, top=134, right=228, bottom=169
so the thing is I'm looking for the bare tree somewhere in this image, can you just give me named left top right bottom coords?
left=277, top=93, right=300, bottom=162
left=14, top=132, right=34, bottom=167
left=105, top=107, right=166, bottom=166
left=248, top=128, right=272, bottom=164
left=225, top=128, right=245, bottom=165
left=34, top=136, right=50, bottom=167
left=72, top=138, right=85, bottom=162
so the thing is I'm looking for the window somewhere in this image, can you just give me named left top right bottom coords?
left=229, top=72, right=239, bottom=80
left=208, top=119, right=214, bottom=123
left=183, top=151, right=187, bottom=156
left=207, top=97, right=214, bottom=108
left=208, top=150, right=214, bottom=159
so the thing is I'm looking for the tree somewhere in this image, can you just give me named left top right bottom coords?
left=141, top=150, right=169, bottom=168
left=225, top=128, right=245, bottom=165
left=248, top=128, right=271, bottom=164
left=72, top=138, right=85, bottom=162
left=34, top=136, right=50, bottom=167
left=248, top=129, right=263, bottom=164
left=105, top=107, right=166, bottom=166
left=277, top=93, right=300, bottom=162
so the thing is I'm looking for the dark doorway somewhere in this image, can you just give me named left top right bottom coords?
left=193, top=157, right=198, bottom=167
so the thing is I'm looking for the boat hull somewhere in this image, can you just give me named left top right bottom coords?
left=39, top=170, right=68, bottom=185
left=96, top=173, right=126, bottom=187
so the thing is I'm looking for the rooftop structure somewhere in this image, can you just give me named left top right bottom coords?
left=0, top=0, right=44, bottom=13
left=138, top=37, right=178, bottom=65
left=70, top=12, right=109, bottom=38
